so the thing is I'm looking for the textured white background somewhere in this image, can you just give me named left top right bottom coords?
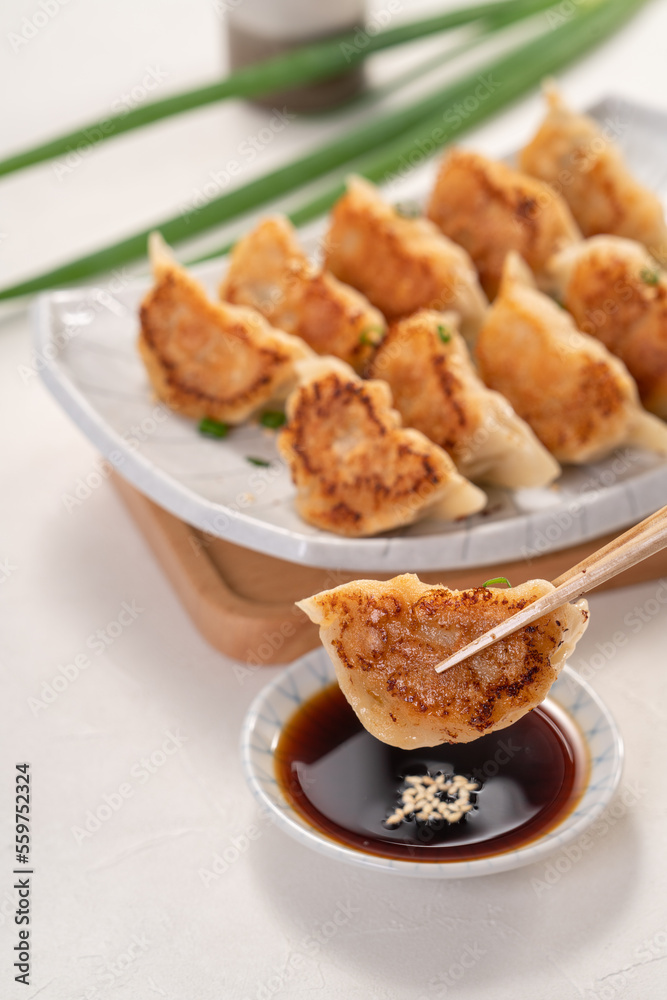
left=1, top=1, right=667, bottom=998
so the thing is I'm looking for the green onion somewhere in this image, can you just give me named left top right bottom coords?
left=198, top=417, right=230, bottom=438
left=394, top=201, right=422, bottom=219
left=437, top=324, right=451, bottom=344
left=197, top=0, right=645, bottom=267
left=0, top=0, right=555, bottom=180
left=259, top=410, right=286, bottom=429
left=359, top=325, right=385, bottom=346
left=246, top=456, right=272, bottom=467
left=640, top=267, right=660, bottom=285
left=0, top=0, right=646, bottom=300
left=482, top=577, right=512, bottom=588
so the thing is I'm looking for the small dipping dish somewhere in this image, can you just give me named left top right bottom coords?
left=241, top=650, right=623, bottom=877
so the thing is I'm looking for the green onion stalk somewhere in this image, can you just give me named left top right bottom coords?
left=0, top=0, right=556, bottom=179
left=0, top=0, right=647, bottom=300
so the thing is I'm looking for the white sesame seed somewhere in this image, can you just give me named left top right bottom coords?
left=448, top=810, right=462, bottom=823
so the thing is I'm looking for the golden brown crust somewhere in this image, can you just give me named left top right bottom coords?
left=520, top=88, right=667, bottom=257
left=368, top=311, right=471, bottom=454
left=298, top=574, right=588, bottom=747
left=550, top=236, right=667, bottom=419
left=474, top=254, right=658, bottom=463
left=367, top=309, right=560, bottom=486
left=426, top=148, right=581, bottom=299
left=138, top=235, right=310, bottom=423
left=220, top=216, right=385, bottom=372
left=324, top=176, right=487, bottom=340
left=278, top=359, right=486, bottom=536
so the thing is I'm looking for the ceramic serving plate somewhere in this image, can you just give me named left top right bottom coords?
left=32, top=96, right=667, bottom=571
left=240, top=649, right=623, bottom=878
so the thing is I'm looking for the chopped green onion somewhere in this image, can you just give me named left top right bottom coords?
left=437, top=324, right=451, bottom=344
left=640, top=267, right=660, bottom=286
left=198, top=417, right=230, bottom=439
left=0, top=0, right=557, bottom=180
left=482, top=577, right=512, bottom=588
left=260, top=410, right=286, bottom=429
left=394, top=201, right=421, bottom=219
left=359, top=325, right=385, bottom=346
left=0, top=0, right=646, bottom=300
left=246, top=456, right=271, bottom=467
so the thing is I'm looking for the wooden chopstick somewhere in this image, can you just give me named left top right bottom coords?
left=434, top=504, right=667, bottom=674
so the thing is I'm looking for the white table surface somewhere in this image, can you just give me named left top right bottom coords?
left=2, top=1, right=667, bottom=997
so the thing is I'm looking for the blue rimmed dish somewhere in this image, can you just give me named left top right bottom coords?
left=241, top=649, right=623, bottom=878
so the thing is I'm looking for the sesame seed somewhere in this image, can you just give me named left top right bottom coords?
left=387, top=771, right=477, bottom=829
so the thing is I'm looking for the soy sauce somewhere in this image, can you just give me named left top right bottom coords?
left=275, top=683, right=589, bottom=862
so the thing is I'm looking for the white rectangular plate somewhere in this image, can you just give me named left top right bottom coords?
left=33, top=96, right=667, bottom=571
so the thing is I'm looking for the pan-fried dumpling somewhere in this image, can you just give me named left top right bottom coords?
left=367, top=309, right=560, bottom=487
left=547, top=236, right=667, bottom=419
left=219, top=215, right=386, bottom=372
left=297, top=573, right=589, bottom=748
left=277, top=358, right=486, bottom=537
left=324, top=175, right=488, bottom=342
left=138, top=233, right=311, bottom=423
left=520, top=87, right=667, bottom=258
left=475, top=253, right=667, bottom=463
left=426, top=148, right=581, bottom=298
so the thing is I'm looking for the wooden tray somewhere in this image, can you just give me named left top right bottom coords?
left=113, top=473, right=667, bottom=665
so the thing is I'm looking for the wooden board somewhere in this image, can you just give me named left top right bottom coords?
left=113, top=473, right=667, bottom=665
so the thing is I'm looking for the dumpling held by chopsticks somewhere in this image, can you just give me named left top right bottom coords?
left=298, top=574, right=588, bottom=748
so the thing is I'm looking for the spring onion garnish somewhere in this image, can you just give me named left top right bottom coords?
left=359, top=325, right=385, bottom=346
left=0, top=0, right=557, bottom=180
left=260, top=410, right=286, bottom=429
left=198, top=417, right=229, bottom=438
left=0, top=0, right=646, bottom=300
left=640, top=267, right=660, bottom=285
left=437, top=324, right=451, bottom=344
left=394, top=201, right=421, bottom=219
left=246, top=456, right=271, bottom=467
left=482, top=577, right=512, bottom=588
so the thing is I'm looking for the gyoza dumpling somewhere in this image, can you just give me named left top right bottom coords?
left=324, top=175, right=488, bottom=342
left=426, top=148, right=581, bottom=298
left=475, top=253, right=667, bottom=463
left=547, top=236, right=667, bottom=419
left=520, top=87, right=667, bottom=258
left=219, top=215, right=386, bottom=372
left=139, top=233, right=311, bottom=423
left=297, top=574, right=589, bottom=748
left=367, top=309, right=560, bottom=488
left=277, top=357, right=486, bottom=537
